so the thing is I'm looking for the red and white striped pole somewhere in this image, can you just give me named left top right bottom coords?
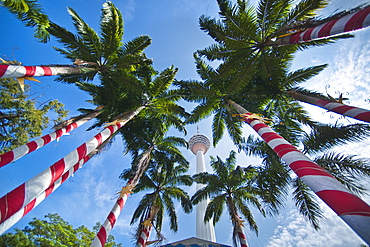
left=138, top=226, right=151, bottom=247
left=0, top=110, right=101, bottom=168
left=0, top=156, right=90, bottom=234
left=90, top=181, right=133, bottom=247
left=232, top=212, right=248, bottom=247
left=137, top=208, right=158, bottom=247
left=0, top=122, right=126, bottom=224
left=288, top=91, right=370, bottom=123
left=0, top=65, right=95, bottom=78
left=0, top=107, right=142, bottom=225
left=237, top=230, right=248, bottom=247
left=274, top=5, right=370, bottom=45
left=229, top=101, right=370, bottom=244
left=91, top=137, right=151, bottom=246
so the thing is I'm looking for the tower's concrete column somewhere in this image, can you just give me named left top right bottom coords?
left=189, top=134, right=216, bottom=242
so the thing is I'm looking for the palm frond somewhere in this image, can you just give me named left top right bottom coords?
left=315, top=152, right=370, bottom=195
left=302, top=123, right=370, bottom=154
left=283, top=64, right=327, bottom=89
left=67, top=7, right=102, bottom=62
left=100, top=1, right=123, bottom=62
left=292, top=177, right=324, bottom=230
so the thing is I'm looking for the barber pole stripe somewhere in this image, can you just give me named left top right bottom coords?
left=0, top=111, right=101, bottom=168
left=0, top=123, right=124, bottom=224
left=288, top=91, right=370, bottom=123
left=0, top=156, right=90, bottom=234
left=238, top=230, right=248, bottom=247
left=0, top=65, right=94, bottom=78
left=138, top=225, right=151, bottom=247
left=275, top=5, right=370, bottom=45
left=237, top=112, right=370, bottom=244
left=137, top=210, right=155, bottom=247
left=90, top=182, right=132, bottom=247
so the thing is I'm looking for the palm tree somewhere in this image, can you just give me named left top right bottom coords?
left=121, top=159, right=193, bottom=246
left=196, top=0, right=370, bottom=123
left=78, top=64, right=187, bottom=132
left=243, top=120, right=370, bottom=230
left=120, top=117, right=189, bottom=188
left=90, top=82, right=188, bottom=246
left=196, top=0, right=353, bottom=87
left=192, top=150, right=268, bottom=247
left=0, top=1, right=152, bottom=83
left=177, top=62, right=370, bottom=242
left=229, top=100, right=370, bottom=244
left=188, top=0, right=370, bottom=242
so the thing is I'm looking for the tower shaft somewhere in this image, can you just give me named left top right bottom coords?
left=195, top=149, right=216, bottom=242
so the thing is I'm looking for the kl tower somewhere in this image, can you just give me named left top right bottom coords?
left=188, top=129, right=216, bottom=243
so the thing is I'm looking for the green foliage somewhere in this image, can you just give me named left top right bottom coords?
left=302, top=123, right=370, bottom=154
left=122, top=162, right=192, bottom=239
left=292, top=177, right=324, bottom=230
left=48, top=1, right=152, bottom=84
left=1, top=0, right=50, bottom=42
left=0, top=213, right=122, bottom=247
left=0, top=78, right=68, bottom=153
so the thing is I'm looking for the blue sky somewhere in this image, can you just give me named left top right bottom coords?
left=1, top=0, right=370, bottom=246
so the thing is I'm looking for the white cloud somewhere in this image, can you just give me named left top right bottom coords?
left=267, top=202, right=366, bottom=247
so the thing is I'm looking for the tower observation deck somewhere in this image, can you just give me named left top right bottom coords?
left=189, top=134, right=210, bottom=155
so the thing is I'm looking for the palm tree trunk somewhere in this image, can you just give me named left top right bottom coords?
left=270, top=5, right=370, bottom=46
left=0, top=107, right=143, bottom=225
left=91, top=180, right=133, bottom=247
left=0, top=155, right=89, bottom=234
left=235, top=225, right=248, bottom=247
left=0, top=64, right=96, bottom=78
left=91, top=145, right=153, bottom=247
left=0, top=133, right=114, bottom=234
left=137, top=205, right=160, bottom=247
left=227, top=99, right=370, bottom=244
left=226, top=196, right=248, bottom=247
left=0, top=108, right=102, bottom=168
left=287, top=91, right=370, bottom=123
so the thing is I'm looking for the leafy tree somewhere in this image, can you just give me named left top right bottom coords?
left=0, top=78, right=68, bottom=153
left=0, top=213, right=122, bottom=247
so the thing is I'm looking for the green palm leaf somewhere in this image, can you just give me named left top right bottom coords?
left=302, top=123, right=370, bottom=154
left=100, top=1, right=123, bottom=62
left=292, top=177, right=324, bottom=230
left=67, top=7, right=102, bottom=63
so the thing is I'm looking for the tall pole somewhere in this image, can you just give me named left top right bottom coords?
left=189, top=131, right=216, bottom=242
